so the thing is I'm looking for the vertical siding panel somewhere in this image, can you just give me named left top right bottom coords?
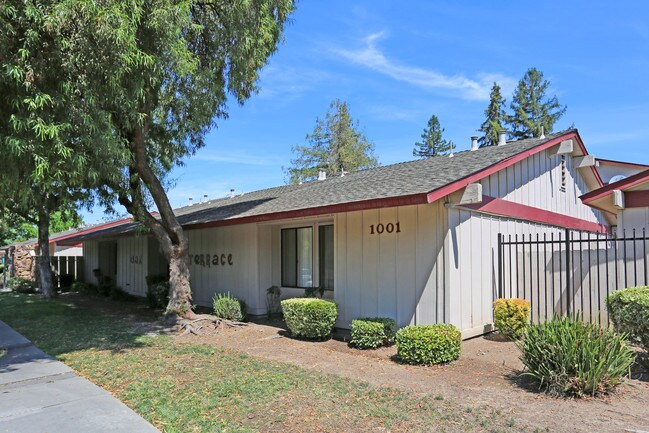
left=346, top=211, right=363, bottom=323
left=416, top=204, right=437, bottom=324
left=377, top=207, right=397, bottom=320
left=397, top=206, right=417, bottom=326
left=334, top=214, right=348, bottom=324
left=361, top=209, right=379, bottom=318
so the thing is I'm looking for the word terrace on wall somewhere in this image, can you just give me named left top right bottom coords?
left=189, top=253, right=233, bottom=268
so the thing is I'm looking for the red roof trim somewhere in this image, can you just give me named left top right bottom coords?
left=580, top=168, right=649, bottom=204
left=596, top=158, right=649, bottom=169
left=427, top=131, right=602, bottom=204
left=50, top=217, right=135, bottom=244
left=461, top=196, right=608, bottom=233
left=183, top=194, right=428, bottom=230
left=625, top=191, right=649, bottom=208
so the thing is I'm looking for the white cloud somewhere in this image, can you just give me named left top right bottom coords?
left=333, top=32, right=516, bottom=101
left=193, top=151, right=283, bottom=166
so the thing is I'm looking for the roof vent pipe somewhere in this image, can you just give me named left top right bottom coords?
left=202, top=194, right=208, bottom=203
left=188, top=197, right=193, bottom=206
left=229, top=188, right=235, bottom=198
left=539, top=125, right=545, bottom=139
left=318, top=170, right=327, bottom=181
left=497, top=130, right=507, bottom=146
left=470, top=136, right=479, bottom=151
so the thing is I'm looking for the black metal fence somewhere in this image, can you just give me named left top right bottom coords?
left=497, top=228, right=648, bottom=325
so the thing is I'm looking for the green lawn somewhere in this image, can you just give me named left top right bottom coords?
left=0, top=292, right=526, bottom=433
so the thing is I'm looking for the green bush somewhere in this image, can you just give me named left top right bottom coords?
left=396, top=324, right=461, bottom=365
left=493, top=298, right=531, bottom=340
left=7, top=277, right=36, bottom=294
left=518, top=316, right=635, bottom=397
left=606, top=286, right=649, bottom=352
left=70, top=281, right=98, bottom=294
left=281, top=298, right=338, bottom=340
left=147, top=282, right=170, bottom=309
left=350, top=317, right=396, bottom=349
left=213, top=292, right=247, bottom=321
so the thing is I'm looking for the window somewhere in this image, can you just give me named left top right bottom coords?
left=281, top=227, right=312, bottom=288
left=319, top=225, right=334, bottom=289
left=281, top=224, right=334, bottom=289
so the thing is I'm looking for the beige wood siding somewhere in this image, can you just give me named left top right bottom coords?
left=116, top=236, right=148, bottom=297
left=334, top=202, right=447, bottom=328
left=82, top=240, right=99, bottom=285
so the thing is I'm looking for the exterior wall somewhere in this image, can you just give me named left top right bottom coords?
left=186, top=224, right=262, bottom=314
left=333, top=202, right=448, bottom=329
left=481, top=150, right=605, bottom=224
left=116, top=236, right=148, bottom=297
left=618, top=207, right=649, bottom=234
left=54, top=245, right=83, bottom=257
left=597, top=163, right=647, bottom=185
left=82, top=240, right=99, bottom=285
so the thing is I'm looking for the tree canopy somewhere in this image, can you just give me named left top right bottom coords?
left=478, top=83, right=507, bottom=147
left=413, top=115, right=453, bottom=158
left=508, top=67, right=566, bottom=139
left=286, top=99, right=378, bottom=184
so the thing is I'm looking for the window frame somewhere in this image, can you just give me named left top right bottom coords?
left=280, top=222, right=334, bottom=290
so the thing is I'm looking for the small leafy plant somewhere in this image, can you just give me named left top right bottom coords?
left=7, top=277, right=36, bottom=294
left=396, top=324, right=461, bottom=365
left=518, top=316, right=635, bottom=397
left=213, top=292, right=247, bottom=321
left=493, top=298, right=530, bottom=340
left=350, top=317, right=396, bottom=349
left=281, top=298, right=337, bottom=340
left=606, top=286, right=649, bottom=353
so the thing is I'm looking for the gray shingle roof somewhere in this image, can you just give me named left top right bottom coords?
left=70, top=131, right=572, bottom=241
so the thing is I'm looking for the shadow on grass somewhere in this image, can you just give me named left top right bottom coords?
left=0, top=292, right=160, bottom=361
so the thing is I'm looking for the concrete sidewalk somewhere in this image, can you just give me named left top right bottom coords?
left=0, top=320, right=160, bottom=433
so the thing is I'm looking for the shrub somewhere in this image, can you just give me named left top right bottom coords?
left=350, top=317, right=396, bottom=349
left=396, top=324, right=461, bottom=365
left=493, top=298, right=531, bottom=340
left=266, top=285, right=282, bottom=318
left=8, top=277, right=36, bottom=294
left=518, top=316, right=635, bottom=397
left=213, top=292, right=247, bottom=321
left=281, top=298, right=337, bottom=340
left=147, top=282, right=170, bottom=310
left=70, top=281, right=98, bottom=294
left=606, top=286, right=649, bottom=352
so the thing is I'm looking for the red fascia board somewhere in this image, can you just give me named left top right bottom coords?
left=625, top=191, right=649, bottom=208
left=183, top=193, right=428, bottom=230
left=50, top=217, right=134, bottom=244
left=596, top=158, right=649, bottom=169
left=580, top=168, right=649, bottom=204
left=461, top=196, right=608, bottom=234
left=426, top=131, right=602, bottom=204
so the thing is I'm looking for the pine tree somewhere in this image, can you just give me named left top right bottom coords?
left=508, top=68, right=567, bottom=139
left=478, top=83, right=507, bottom=147
left=286, top=99, right=378, bottom=183
left=413, top=115, right=453, bottom=157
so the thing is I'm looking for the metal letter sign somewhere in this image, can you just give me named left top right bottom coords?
left=189, top=253, right=234, bottom=268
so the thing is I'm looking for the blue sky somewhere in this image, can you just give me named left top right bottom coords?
left=83, top=1, right=649, bottom=223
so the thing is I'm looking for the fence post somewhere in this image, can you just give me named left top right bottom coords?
left=565, top=228, right=571, bottom=317
left=497, top=233, right=503, bottom=299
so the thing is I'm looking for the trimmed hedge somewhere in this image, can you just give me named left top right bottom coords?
left=281, top=298, right=338, bottom=340
left=396, top=324, right=461, bottom=365
left=607, top=286, right=649, bottom=352
left=518, top=316, right=635, bottom=397
left=493, top=298, right=531, bottom=340
left=213, top=292, right=247, bottom=321
left=350, top=317, right=396, bottom=349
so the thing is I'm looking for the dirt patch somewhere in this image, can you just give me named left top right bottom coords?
left=174, top=318, right=649, bottom=433
left=58, top=294, right=649, bottom=433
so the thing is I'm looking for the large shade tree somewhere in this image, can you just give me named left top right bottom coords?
left=55, top=0, right=296, bottom=317
left=286, top=99, right=378, bottom=184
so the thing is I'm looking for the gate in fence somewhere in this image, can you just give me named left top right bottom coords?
left=50, top=256, right=84, bottom=284
left=497, top=228, right=648, bottom=325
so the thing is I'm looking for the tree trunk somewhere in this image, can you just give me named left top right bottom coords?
left=37, top=206, right=55, bottom=298
left=128, top=125, right=195, bottom=318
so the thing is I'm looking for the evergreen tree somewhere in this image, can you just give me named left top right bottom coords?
left=413, top=115, right=453, bottom=157
left=286, top=100, right=378, bottom=183
left=508, top=68, right=567, bottom=139
left=478, top=83, right=507, bottom=147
